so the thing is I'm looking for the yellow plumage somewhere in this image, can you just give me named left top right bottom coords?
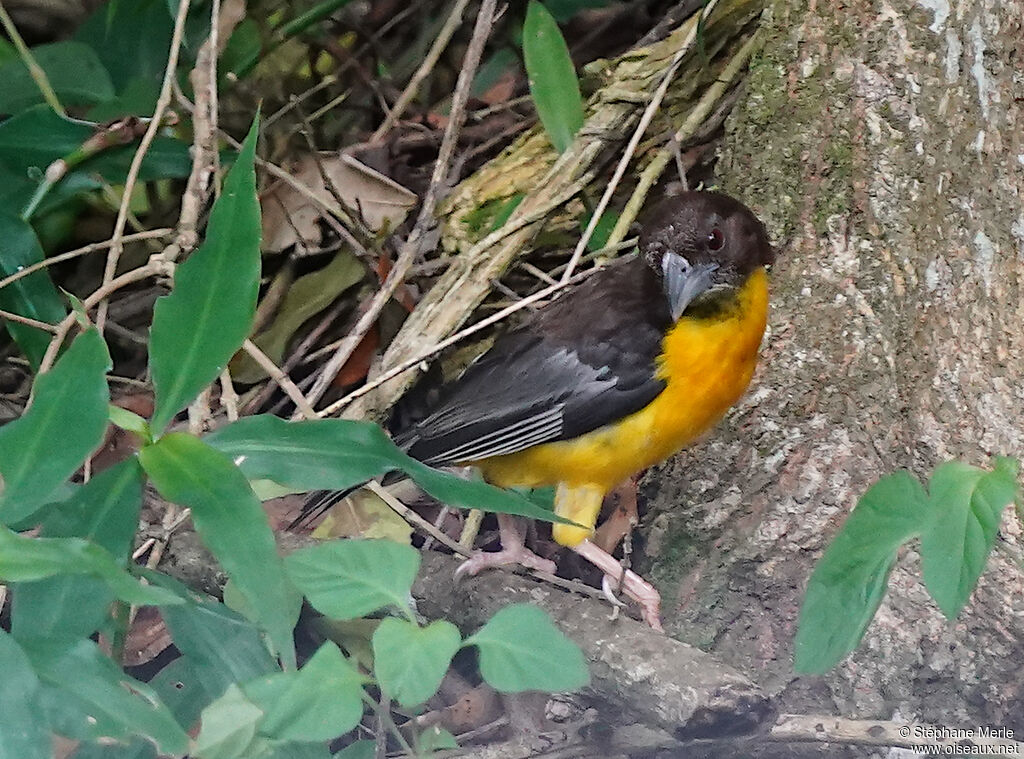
left=477, top=267, right=770, bottom=545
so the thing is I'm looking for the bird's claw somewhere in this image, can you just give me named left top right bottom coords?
left=454, top=548, right=557, bottom=584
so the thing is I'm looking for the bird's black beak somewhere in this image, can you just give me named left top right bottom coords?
left=662, top=254, right=718, bottom=319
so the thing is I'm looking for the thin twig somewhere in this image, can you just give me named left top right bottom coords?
left=0, top=230, right=173, bottom=294
left=609, top=24, right=764, bottom=243
left=0, top=0, right=64, bottom=115
left=366, top=482, right=471, bottom=557
left=369, top=0, right=473, bottom=142
left=301, top=0, right=499, bottom=414
left=559, top=0, right=719, bottom=283
left=241, top=339, right=317, bottom=419
left=96, top=0, right=193, bottom=335
left=0, top=310, right=59, bottom=332
left=317, top=260, right=597, bottom=418
left=39, top=262, right=170, bottom=373
left=242, top=296, right=349, bottom=415
left=219, top=368, right=240, bottom=422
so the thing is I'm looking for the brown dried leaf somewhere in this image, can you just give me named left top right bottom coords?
left=261, top=153, right=417, bottom=251
left=311, top=489, right=412, bottom=544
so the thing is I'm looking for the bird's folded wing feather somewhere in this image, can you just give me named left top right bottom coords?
left=394, top=330, right=665, bottom=466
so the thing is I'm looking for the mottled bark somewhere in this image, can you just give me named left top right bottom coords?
left=643, top=0, right=1024, bottom=741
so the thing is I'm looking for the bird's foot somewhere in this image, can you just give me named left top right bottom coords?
left=454, top=546, right=557, bottom=581
left=455, top=513, right=557, bottom=581
left=574, top=539, right=663, bottom=632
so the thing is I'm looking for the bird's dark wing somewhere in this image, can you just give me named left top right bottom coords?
left=392, top=257, right=671, bottom=465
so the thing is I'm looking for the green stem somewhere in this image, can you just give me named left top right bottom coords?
left=231, top=0, right=356, bottom=79
left=0, top=0, right=66, bottom=116
left=361, top=689, right=417, bottom=756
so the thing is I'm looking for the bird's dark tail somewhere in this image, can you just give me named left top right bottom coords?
left=289, top=471, right=409, bottom=530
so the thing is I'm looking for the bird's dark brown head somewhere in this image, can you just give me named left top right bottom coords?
left=639, top=191, right=774, bottom=319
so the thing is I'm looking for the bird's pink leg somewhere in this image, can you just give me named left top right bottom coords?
left=455, top=513, right=557, bottom=580
left=572, top=539, right=664, bottom=632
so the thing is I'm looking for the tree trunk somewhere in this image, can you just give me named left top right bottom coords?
left=643, top=0, right=1024, bottom=737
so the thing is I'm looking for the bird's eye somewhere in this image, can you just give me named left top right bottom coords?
left=707, top=227, right=724, bottom=251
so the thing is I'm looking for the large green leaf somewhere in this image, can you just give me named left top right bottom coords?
left=149, top=117, right=261, bottom=433
left=0, top=631, right=49, bottom=759
left=245, top=642, right=365, bottom=743
left=11, top=459, right=144, bottom=642
left=0, top=212, right=67, bottom=367
left=523, top=1, right=584, bottom=153
left=139, top=433, right=300, bottom=668
left=21, top=638, right=188, bottom=755
left=0, top=525, right=178, bottom=607
left=0, top=329, right=110, bottom=524
left=150, top=655, right=233, bottom=736
left=793, top=471, right=930, bottom=674
left=921, top=458, right=1019, bottom=619
left=193, top=684, right=264, bottom=759
left=464, top=604, right=588, bottom=693
left=285, top=539, right=418, bottom=621
left=73, top=0, right=174, bottom=92
left=161, top=595, right=279, bottom=685
left=204, top=415, right=565, bottom=522
left=372, top=618, right=461, bottom=707
left=0, top=41, right=114, bottom=112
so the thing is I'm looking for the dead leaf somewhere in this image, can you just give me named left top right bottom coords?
left=231, top=250, right=365, bottom=383
left=122, top=606, right=173, bottom=666
left=261, top=153, right=417, bottom=251
left=311, top=488, right=412, bottom=544
left=333, top=323, right=380, bottom=388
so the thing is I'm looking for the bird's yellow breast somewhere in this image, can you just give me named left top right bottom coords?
left=477, top=267, right=769, bottom=492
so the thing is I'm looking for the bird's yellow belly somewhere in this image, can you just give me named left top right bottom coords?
left=478, top=268, right=769, bottom=493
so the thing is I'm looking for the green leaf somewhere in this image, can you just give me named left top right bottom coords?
left=109, top=404, right=152, bottom=439
left=372, top=618, right=461, bottom=707
left=523, top=1, right=584, bottom=153
left=579, top=208, right=618, bottom=252
left=0, top=525, right=178, bottom=607
left=245, top=642, right=365, bottom=742
left=204, top=416, right=567, bottom=523
left=150, top=655, right=233, bottom=734
left=464, top=604, right=588, bottom=693
left=418, top=726, right=458, bottom=753
left=149, top=115, right=261, bottom=433
left=21, top=638, right=189, bottom=755
left=0, top=631, right=49, bottom=759
left=920, top=459, right=1019, bottom=619
left=285, top=539, right=418, bottom=621
left=74, top=0, right=174, bottom=93
left=140, top=433, right=300, bottom=668
left=0, top=41, right=115, bottom=112
left=193, top=684, right=264, bottom=759
left=160, top=592, right=279, bottom=686
left=793, top=471, right=930, bottom=674
left=11, top=459, right=144, bottom=642
left=0, top=106, right=191, bottom=217
left=0, top=212, right=67, bottom=367
left=0, top=328, right=109, bottom=523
